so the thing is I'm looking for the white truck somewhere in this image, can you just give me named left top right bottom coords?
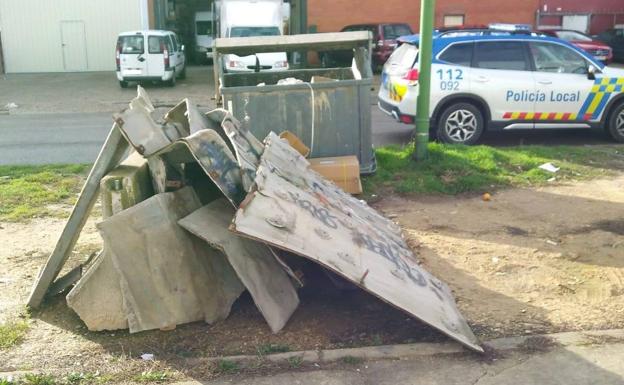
left=216, top=0, right=289, bottom=72
left=194, top=11, right=215, bottom=62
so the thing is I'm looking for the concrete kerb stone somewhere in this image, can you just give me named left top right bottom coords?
left=201, top=328, right=624, bottom=366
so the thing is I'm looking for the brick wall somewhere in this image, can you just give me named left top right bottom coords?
left=308, top=0, right=421, bottom=33
left=436, top=0, right=538, bottom=28
left=308, top=0, right=539, bottom=33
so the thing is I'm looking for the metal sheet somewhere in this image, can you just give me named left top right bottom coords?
left=97, top=187, right=244, bottom=333
left=232, top=133, right=482, bottom=352
left=179, top=199, right=299, bottom=333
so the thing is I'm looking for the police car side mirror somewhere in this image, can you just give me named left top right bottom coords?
left=587, top=65, right=599, bottom=80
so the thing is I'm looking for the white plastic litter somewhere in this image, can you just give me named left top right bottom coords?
left=140, top=353, right=154, bottom=361
left=277, top=77, right=303, bottom=85
left=538, top=163, right=560, bottom=173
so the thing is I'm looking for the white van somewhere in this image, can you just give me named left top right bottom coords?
left=194, top=12, right=214, bottom=62
left=116, top=30, right=186, bottom=88
left=218, top=0, right=289, bottom=72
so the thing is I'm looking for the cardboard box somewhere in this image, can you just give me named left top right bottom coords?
left=308, top=156, right=362, bottom=194
left=280, top=131, right=310, bottom=157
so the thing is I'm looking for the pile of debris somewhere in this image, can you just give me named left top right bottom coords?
left=29, top=87, right=482, bottom=352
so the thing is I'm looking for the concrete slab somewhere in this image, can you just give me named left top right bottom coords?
left=176, top=330, right=624, bottom=385
left=97, top=187, right=244, bottom=333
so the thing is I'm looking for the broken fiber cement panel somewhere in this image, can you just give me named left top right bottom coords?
left=232, top=133, right=482, bottom=352
left=97, top=187, right=244, bottom=333
left=66, top=248, right=128, bottom=331
left=179, top=199, right=299, bottom=333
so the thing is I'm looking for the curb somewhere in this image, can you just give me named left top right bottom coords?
left=202, top=328, right=624, bottom=365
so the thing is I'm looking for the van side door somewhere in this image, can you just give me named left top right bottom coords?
left=169, top=34, right=184, bottom=73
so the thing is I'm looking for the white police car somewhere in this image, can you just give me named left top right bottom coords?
left=378, top=29, right=624, bottom=144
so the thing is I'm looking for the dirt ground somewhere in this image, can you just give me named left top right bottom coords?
left=1, top=175, right=624, bottom=379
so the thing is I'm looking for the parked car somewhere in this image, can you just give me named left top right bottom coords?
left=595, top=28, right=624, bottom=63
left=378, top=28, right=624, bottom=144
left=319, top=23, right=413, bottom=70
left=541, top=29, right=613, bottom=64
left=116, top=30, right=186, bottom=88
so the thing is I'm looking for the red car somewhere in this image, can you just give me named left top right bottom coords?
left=320, top=23, right=413, bottom=70
left=540, top=29, right=613, bottom=64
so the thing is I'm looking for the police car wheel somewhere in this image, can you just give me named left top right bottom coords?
left=437, top=103, right=484, bottom=145
left=607, top=103, right=624, bottom=143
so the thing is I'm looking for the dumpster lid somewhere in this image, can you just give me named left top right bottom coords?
left=214, top=31, right=371, bottom=55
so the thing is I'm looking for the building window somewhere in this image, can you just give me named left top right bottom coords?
left=444, top=15, right=465, bottom=27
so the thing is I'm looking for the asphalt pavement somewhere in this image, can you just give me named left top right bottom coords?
left=0, top=106, right=616, bottom=165
left=0, top=112, right=112, bottom=165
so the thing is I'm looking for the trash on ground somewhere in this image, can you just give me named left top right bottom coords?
left=538, top=163, right=560, bottom=173
left=31, top=86, right=482, bottom=352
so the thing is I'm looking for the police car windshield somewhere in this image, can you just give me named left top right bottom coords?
left=554, top=30, right=593, bottom=42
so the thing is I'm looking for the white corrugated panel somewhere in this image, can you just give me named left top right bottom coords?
left=0, top=0, right=142, bottom=73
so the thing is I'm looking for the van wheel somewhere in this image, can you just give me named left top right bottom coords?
left=607, top=102, right=624, bottom=143
left=179, top=66, right=186, bottom=80
left=165, top=72, right=176, bottom=87
left=119, top=80, right=128, bottom=88
left=436, top=102, right=484, bottom=145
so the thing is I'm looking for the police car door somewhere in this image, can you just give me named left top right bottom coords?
left=529, top=42, right=598, bottom=125
left=470, top=40, right=536, bottom=127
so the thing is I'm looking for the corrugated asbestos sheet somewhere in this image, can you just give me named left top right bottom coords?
left=179, top=199, right=299, bottom=333
left=97, top=187, right=244, bottom=332
left=232, top=133, right=482, bottom=352
left=36, top=87, right=481, bottom=352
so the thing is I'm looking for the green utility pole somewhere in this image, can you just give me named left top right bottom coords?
left=413, top=0, right=435, bottom=161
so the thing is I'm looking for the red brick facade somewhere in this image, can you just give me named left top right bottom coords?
left=307, top=0, right=539, bottom=33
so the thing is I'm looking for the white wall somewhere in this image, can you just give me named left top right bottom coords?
left=0, top=0, right=142, bottom=73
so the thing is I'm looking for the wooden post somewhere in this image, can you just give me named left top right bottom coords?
left=27, top=123, right=129, bottom=308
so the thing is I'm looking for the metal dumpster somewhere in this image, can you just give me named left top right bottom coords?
left=213, top=32, right=376, bottom=174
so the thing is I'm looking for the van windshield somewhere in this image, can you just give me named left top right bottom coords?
left=196, top=21, right=213, bottom=36
left=118, top=35, right=144, bottom=54
left=229, top=26, right=280, bottom=37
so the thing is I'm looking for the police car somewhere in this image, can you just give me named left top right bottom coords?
left=378, top=28, right=624, bottom=144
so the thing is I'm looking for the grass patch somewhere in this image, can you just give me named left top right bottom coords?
left=364, top=143, right=621, bottom=195
left=287, top=356, right=303, bottom=369
left=256, top=343, right=290, bottom=356
left=0, top=316, right=30, bottom=349
left=0, top=164, right=89, bottom=221
left=64, top=372, right=108, bottom=385
left=341, top=356, right=364, bottom=365
left=133, top=371, right=170, bottom=383
left=215, top=360, right=239, bottom=374
left=21, top=374, right=57, bottom=385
